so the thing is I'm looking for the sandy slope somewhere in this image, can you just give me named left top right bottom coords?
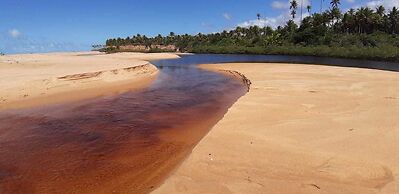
left=0, top=52, right=179, bottom=110
left=154, top=63, right=399, bottom=194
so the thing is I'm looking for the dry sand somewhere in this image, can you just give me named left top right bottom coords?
left=154, top=63, right=399, bottom=194
left=0, top=51, right=179, bottom=110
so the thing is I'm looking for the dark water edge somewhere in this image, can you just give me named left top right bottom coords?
left=161, top=53, right=399, bottom=72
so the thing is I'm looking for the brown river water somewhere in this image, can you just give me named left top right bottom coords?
left=1, top=54, right=398, bottom=193
left=0, top=57, right=247, bottom=193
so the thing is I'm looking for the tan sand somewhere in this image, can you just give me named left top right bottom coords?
left=0, top=51, right=179, bottom=110
left=154, top=63, right=399, bottom=194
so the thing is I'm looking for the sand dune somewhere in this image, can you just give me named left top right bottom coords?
left=154, top=63, right=399, bottom=194
left=0, top=52, right=179, bottom=110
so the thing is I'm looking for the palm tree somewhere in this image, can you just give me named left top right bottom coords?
left=376, top=5, right=385, bottom=16
left=356, top=7, right=374, bottom=33
left=290, top=0, right=298, bottom=19
left=300, top=0, right=303, bottom=21
left=388, top=7, right=399, bottom=34
left=330, top=0, right=340, bottom=9
left=342, top=8, right=355, bottom=33
left=235, top=26, right=244, bottom=37
left=307, top=5, right=312, bottom=14
left=257, top=13, right=261, bottom=20
left=374, top=6, right=386, bottom=31
left=285, top=20, right=298, bottom=33
left=330, top=7, right=341, bottom=27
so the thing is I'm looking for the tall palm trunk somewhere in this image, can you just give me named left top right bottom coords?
left=301, top=0, right=303, bottom=21
left=320, top=0, right=323, bottom=13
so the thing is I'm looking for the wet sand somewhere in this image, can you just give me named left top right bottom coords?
left=155, top=63, right=399, bottom=194
left=0, top=52, right=179, bottom=110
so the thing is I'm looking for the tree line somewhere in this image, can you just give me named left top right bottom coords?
left=104, top=0, right=399, bottom=61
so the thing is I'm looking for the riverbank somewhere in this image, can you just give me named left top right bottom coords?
left=191, top=45, right=399, bottom=62
left=100, top=45, right=399, bottom=63
left=154, top=63, right=399, bottom=194
left=0, top=52, right=179, bottom=110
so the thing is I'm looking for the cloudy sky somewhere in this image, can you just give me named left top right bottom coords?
left=1, top=0, right=398, bottom=54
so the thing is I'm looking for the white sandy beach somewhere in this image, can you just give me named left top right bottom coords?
left=155, top=63, right=399, bottom=194
left=2, top=53, right=399, bottom=193
left=0, top=52, right=179, bottom=110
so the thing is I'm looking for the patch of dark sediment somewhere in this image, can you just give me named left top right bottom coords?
left=217, top=70, right=251, bottom=92
left=198, top=64, right=252, bottom=92
left=57, top=63, right=156, bottom=81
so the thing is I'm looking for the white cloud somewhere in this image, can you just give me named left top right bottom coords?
left=238, top=0, right=314, bottom=30
left=271, top=1, right=289, bottom=9
left=8, top=29, right=21, bottom=38
left=239, top=18, right=281, bottom=29
left=0, top=32, right=89, bottom=54
left=366, top=0, right=399, bottom=9
left=223, top=13, right=232, bottom=20
left=238, top=11, right=309, bottom=29
left=239, top=0, right=397, bottom=31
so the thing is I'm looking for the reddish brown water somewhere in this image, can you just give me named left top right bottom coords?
left=0, top=60, right=246, bottom=193
left=2, top=53, right=398, bottom=194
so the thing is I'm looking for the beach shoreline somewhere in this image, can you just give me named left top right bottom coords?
left=154, top=62, right=399, bottom=194
left=0, top=51, right=180, bottom=110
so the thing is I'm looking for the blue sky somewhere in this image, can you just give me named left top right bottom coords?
left=1, top=0, right=397, bottom=54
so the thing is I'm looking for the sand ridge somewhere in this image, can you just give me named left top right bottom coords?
left=0, top=52, right=180, bottom=110
left=154, top=63, right=399, bottom=194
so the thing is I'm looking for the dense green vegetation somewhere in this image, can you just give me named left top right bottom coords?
left=104, top=1, right=399, bottom=61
